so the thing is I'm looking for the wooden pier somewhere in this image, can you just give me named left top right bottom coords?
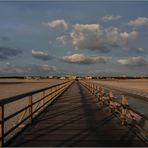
left=9, top=81, right=147, bottom=147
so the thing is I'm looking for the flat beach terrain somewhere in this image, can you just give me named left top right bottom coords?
left=0, top=78, right=147, bottom=116
left=0, top=78, right=66, bottom=100
left=91, top=79, right=148, bottom=94
left=90, top=79, right=148, bottom=116
left=0, top=78, right=147, bottom=145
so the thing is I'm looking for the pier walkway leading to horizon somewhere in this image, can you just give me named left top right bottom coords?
left=9, top=81, right=147, bottom=147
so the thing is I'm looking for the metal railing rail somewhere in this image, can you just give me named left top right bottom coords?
left=80, top=80, right=148, bottom=144
left=0, top=80, right=73, bottom=146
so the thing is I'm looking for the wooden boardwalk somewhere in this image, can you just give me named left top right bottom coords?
left=10, top=81, right=147, bottom=147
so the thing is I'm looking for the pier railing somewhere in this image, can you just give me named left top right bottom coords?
left=80, top=80, right=148, bottom=143
left=0, top=80, right=73, bottom=146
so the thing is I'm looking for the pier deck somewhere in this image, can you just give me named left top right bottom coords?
left=10, top=82, right=147, bottom=147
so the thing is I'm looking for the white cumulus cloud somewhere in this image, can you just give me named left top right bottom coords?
left=128, top=17, right=148, bottom=27
left=62, top=53, right=110, bottom=64
left=32, top=49, right=52, bottom=61
left=56, top=35, right=72, bottom=45
left=117, top=56, right=148, bottom=67
left=42, top=19, right=68, bottom=30
left=105, top=28, right=138, bottom=46
left=57, top=24, right=138, bottom=51
left=102, top=15, right=122, bottom=21
left=70, top=24, right=107, bottom=51
left=119, top=31, right=138, bottom=46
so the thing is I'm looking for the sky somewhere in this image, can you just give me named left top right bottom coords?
left=0, top=1, right=148, bottom=76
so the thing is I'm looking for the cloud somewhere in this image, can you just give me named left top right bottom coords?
left=120, top=31, right=138, bottom=42
left=128, top=17, right=148, bottom=27
left=42, top=19, right=68, bottom=30
left=0, top=47, right=22, bottom=60
left=32, top=49, right=52, bottom=61
left=0, top=64, right=56, bottom=76
left=62, top=53, right=110, bottom=64
left=123, top=47, right=145, bottom=53
left=1, top=36, right=10, bottom=41
left=57, top=24, right=138, bottom=51
left=56, top=35, right=72, bottom=45
left=102, top=15, right=122, bottom=21
left=105, top=28, right=138, bottom=47
left=57, top=24, right=108, bottom=52
left=70, top=24, right=109, bottom=52
left=117, top=56, right=148, bottom=67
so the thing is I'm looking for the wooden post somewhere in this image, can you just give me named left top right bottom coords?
left=91, top=84, right=93, bottom=93
left=97, top=87, right=99, bottom=100
left=50, top=88, right=53, bottom=102
left=42, top=91, right=45, bottom=111
left=98, top=87, right=104, bottom=105
left=0, top=105, right=4, bottom=146
left=95, top=85, right=97, bottom=96
left=28, top=96, right=33, bottom=124
left=92, top=84, right=94, bottom=94
left=98, top=87, right=102, bottom=101
left=52, top=87, right=55, bottom=101
left=121, top=95, right=128, bottom=126
left=109, top=90, right=113, bottom=112
left=55, top=86, right=58, bottom=96
left=94, top=84, right=96, bottom=94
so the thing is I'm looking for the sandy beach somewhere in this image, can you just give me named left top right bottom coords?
left=0, top=79, right=66, bottom=100
left=90, top=79, right=148, bottom=116
left=91, top=79, right=148, bottom=92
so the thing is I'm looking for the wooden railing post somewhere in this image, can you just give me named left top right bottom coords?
left=42, top=91, right=45, bottom=111
left=0, top=105, right=4, bottom=147
left=28, top=96, right=33, bottom=124
left=108, top=90, right=114, bottom=113
left=50, top=88, right=53, bottom=101
left=121, top=95, right=128, bottom=126
left=93, top=84, right=95, bottom=94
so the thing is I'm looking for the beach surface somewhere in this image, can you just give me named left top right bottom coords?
left=0, top=78, right=66, bottom=100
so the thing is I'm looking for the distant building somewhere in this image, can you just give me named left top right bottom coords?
left=60, top=77, right=66, bottom=80
left=25, top=76, right=32, bottom=80
left=67, top=75, right=77, bottom=80
left=85, top=76, right=92, bottom=80
left=48, top=75, right=53, bottom=79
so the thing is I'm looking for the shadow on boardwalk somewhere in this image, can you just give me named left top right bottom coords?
left=10, top=82, right=147, bottom=147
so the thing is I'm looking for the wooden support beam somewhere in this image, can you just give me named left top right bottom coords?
left=0, top=105, right=4, bottom=147
left=28, top=96, right=33, bottom=124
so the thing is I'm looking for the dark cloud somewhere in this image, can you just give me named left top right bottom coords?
left=123, top=47, right=145, bottom=54
left=0, top=64, right=56, bottom=76
left=0, top=54, right=8, bottom=60
left=1, top=36, right=10, bottom=41
left=0, top=47, right=22, bottom=60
